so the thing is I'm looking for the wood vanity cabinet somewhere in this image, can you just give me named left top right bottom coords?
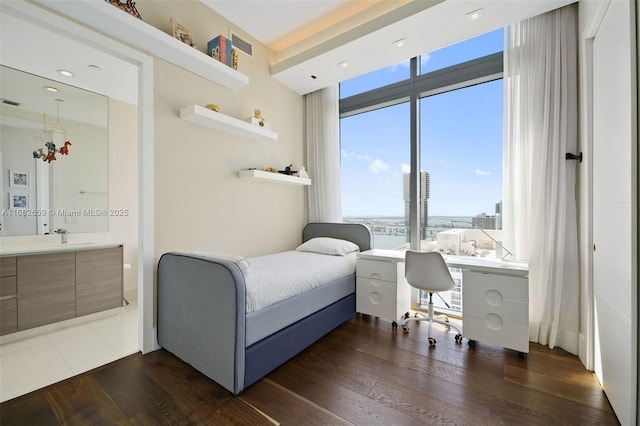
left=18, top=252, right=77, bottom=330
left=76, top=247, right=123, bottom=317
left=0, top=245, right=123, bottom=335
left=1, top=257, right=18, bottom=335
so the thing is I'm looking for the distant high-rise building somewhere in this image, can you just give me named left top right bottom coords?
left=495, top=201, right=502, bottom=230
left=403, top=172, right=430, bottom=240
left=472, top=212, right=496, bottom=229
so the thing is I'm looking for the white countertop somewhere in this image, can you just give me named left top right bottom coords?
left=0, top=242, right=122, bottom=256
left=357, top=249, right=529, bottom=276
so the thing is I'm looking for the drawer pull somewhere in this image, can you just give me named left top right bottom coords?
left=370, top=273, right=381, bottom=280
left=484, top=290, right=503, bottom=306
left=483, top=313, right=503, bottom=330
left=369, top=292, right=382, bottom=305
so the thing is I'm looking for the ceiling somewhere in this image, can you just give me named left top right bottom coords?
left=202, top=0, right=576, bottom=95
left=0, top=5, right=138, bottom=122
left=200, top=0, right=394, bottom=52
left=0, top=0, right=576, bottom=111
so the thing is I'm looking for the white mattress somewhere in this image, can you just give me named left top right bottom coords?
left=245, top=251, right=357, bottom=313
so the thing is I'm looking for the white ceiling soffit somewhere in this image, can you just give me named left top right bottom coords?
left=0, top=6, right=138, bottom=106
left=200, top=0, right=363, bottom=49
left=267, top=0, right=576, bottom=95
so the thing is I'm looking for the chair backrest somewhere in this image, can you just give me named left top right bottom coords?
left=404, top=250, right=455, bottom=293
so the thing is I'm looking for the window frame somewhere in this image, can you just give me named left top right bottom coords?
left=339, top=51, right=503, bottom=249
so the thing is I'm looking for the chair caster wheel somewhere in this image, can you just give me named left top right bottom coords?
left=414, top=313, right=419, bottom=318
left=403, top=312, right=410, bottom=319
left=519, top=352, right=528, bottom=359
left=402, top=325, right=409, bottom=333
left=468, top=339, right=477, bottom=348
left=392, top=321, right=397, bottom=330
left=454, top=333, right=463, bottom=343
left=428, top=337, right=436, bottom=346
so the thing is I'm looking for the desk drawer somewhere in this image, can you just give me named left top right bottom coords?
left=357, top=259, right=399, bottom=282
left=356, top=277, right=397, bottom=320
left=463, top=271, right=528, bottom=302
left=463, top=316, right=529, bottom=353
left=462, top=299, right=528, bottom=328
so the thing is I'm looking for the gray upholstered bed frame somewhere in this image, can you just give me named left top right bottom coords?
left=157, top=222, right=372, bottom=395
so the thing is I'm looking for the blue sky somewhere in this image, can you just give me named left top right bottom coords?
left=340, top=29, right=504, bottom=217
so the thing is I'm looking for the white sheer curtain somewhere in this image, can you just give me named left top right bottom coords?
left=304, top=85, right=342, bottom=222
left=503, top=4, right=579, bottom=353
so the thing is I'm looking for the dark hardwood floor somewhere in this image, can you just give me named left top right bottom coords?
left=1, top=314, right=619, bottom=425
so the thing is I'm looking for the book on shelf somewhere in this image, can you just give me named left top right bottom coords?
left=208, top=35, right=232, bottom=67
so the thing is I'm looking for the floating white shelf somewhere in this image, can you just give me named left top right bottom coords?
left=238, top=169, right=311, bottom=186
left=35, top=0, right=249, bottom=91
left=180, top=105, right=278, bottom=142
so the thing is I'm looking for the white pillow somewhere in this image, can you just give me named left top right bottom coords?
left=192, top=251, right=250, bottom=277
left=296, top=237, right=360, bottom=256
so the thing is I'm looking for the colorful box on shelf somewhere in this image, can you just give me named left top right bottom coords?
left=208, top=35, right=232, bottom=67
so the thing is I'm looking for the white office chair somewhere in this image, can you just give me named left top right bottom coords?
left=401, top=250, right=463, bottom=346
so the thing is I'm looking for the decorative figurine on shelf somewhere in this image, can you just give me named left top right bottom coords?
left=278, top=165, right=297, bottom=175
left=254, top=109, right=265, bottom=127
left=205, top=104, right=220, bottom=112
left=265, top=167, right=277, bottom=173
left=297, top=166, right=309, bottom=179
left=107, top=0, right=142, bottom=20
left=232, top=48, right=238, bottom=70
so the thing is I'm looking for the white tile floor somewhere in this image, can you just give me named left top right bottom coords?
left=0, top=296, right=138, bottom=403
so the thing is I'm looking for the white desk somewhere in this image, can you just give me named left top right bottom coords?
left=356, top=249, right=530, bottom=355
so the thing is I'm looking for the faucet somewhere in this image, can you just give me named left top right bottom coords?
left=55, top=228, right=68, bottom=244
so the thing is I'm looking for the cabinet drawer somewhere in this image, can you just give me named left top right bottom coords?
left=463, top=271, right=528, bottom=302
left=1, top=299, right=18, bottom=335
left=18, top=252, right=76, bottom=331
left=356, top=277, right=398, bottom=320
left=0, top=276, right=17, bottom=297
left=76, top=246, right=123, bottom=317
left=357, top=259, right=400, bottom=282
left=0, top=257, right=17, bottom=278
left=462, top=299, right=528, bottom=328
left=463, top=316, right=529, bottom=353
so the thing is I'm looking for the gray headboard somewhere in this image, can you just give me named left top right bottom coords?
left=302, top=222, right=373, bottom=252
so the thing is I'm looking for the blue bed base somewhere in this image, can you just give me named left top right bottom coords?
left=244, top=293, right=355, bottom=388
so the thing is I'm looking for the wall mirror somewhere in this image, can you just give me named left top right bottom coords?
left=1, top=65, right=109, bottom=236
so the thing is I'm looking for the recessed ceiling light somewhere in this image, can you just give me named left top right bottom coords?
left=58, top=69, right=73, bottom=77
left=338, top=61, right=349, bottom=68
left=393, top=38, right=406, bottom=48
left=45, top=86, right=59, bottom=93
left=466, top=8, right=484, bottom=21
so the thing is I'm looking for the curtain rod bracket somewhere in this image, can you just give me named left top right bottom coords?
left=565, top=152, right=583, bottom=163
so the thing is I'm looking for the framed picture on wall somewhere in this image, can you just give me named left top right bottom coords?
left=9, top=192, right=28, bottom=209
left=9, top=169, right=29, bottom=188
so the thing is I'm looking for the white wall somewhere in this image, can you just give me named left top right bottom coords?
left=1, top=125, right=38, bottom=236
left=108, top=99, right=139, bottom=294
left=137, top=1, right=307, bottom=262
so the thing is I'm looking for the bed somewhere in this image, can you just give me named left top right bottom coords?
left=157, top=222, right=372, bottom=395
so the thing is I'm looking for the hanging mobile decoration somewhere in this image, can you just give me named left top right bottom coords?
left=33, top=98, right=71, bottom=163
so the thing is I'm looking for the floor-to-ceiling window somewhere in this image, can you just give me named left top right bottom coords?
left=340, top=29, right=504, bottom=314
